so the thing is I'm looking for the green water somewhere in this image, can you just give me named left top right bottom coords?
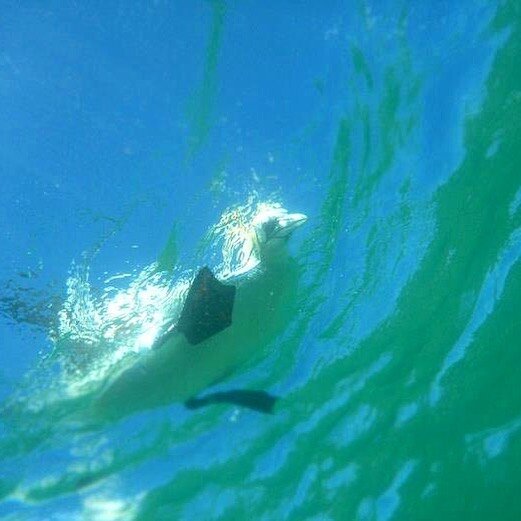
left=1, top=2, right=521, bottom=520
left=135, top=5, right=521, bottom=518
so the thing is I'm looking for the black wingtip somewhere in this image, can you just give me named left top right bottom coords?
left=185, top=390, right=279, bottom=414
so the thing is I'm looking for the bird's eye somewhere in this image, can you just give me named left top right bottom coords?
left=262, top=219, right=277, bottom=237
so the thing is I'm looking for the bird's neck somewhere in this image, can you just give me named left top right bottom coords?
left=259, top=247, right=292, bottom=272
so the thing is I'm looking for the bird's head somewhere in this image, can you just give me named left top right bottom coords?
left=251, top=205, right=307, bottom=264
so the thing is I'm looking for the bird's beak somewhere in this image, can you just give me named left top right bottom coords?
left=278, top=212, right=308, bottom=236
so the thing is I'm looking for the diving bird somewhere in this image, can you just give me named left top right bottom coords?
left=93, top=204, right=307, bottom=421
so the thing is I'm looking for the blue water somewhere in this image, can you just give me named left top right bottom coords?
left=2, top=1, right=521, bottom=519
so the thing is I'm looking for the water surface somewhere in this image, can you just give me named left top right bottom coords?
left=1, top=1, right=520, bottom=519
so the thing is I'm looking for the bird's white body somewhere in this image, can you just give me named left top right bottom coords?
left=93, top=205, right=306, bottom=420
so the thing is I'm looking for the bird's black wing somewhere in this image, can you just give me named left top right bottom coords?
left=176, top=266, right=236, bottom=345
